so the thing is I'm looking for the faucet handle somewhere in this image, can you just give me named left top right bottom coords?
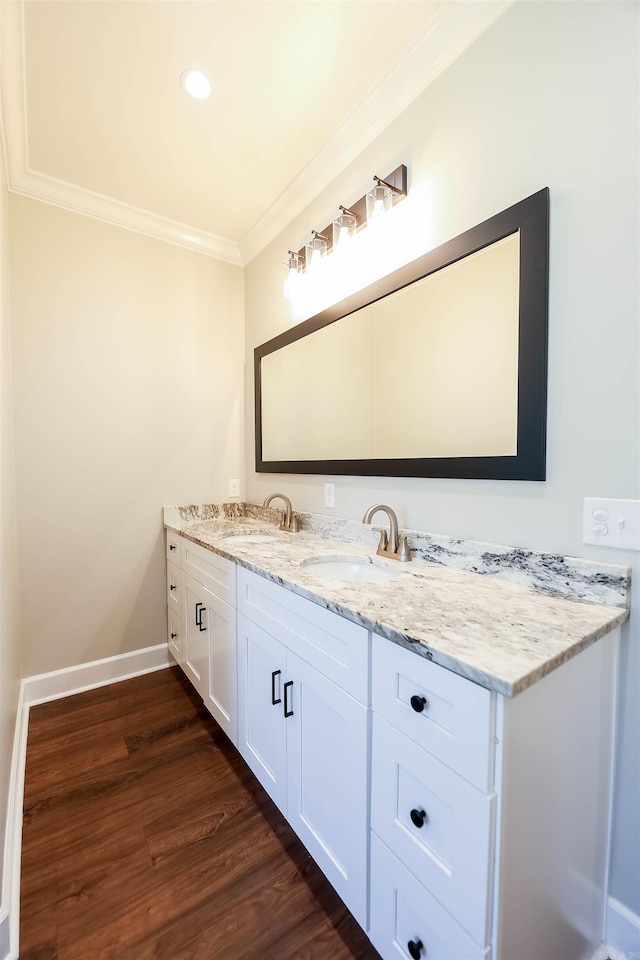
left=397, top=535, right=412, bottom=562
left=376, top=529, right=389, bottom=554
left=290, top=514, right=300, bottom=533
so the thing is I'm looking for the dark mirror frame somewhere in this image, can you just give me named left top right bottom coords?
left=255, top=187, right=549, bottom=481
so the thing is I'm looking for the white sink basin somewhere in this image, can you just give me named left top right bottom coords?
left=225, top=533, right=279, bottom=543
left=300, top=556, right=401, bottom=583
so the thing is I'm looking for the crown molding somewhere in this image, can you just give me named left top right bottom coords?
left=1, top=0, right=512, bottom=267
left=9, top=168, right=243, bottom=263
left=238, top=0, right=514, bottom=265
left=0, top=0, right=242, bottom=264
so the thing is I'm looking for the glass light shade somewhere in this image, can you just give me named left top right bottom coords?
left=305, top=236, right=328, bottom=273
left=366, top=184, right=392, bottom=228
left=283, top=254, right=303, bottom=299
left=332, top=213, right=357, bottom=252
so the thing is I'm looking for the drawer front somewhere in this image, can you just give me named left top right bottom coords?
left=181, top=537, right=236, bottom=606
left=165, top=529, right=181, bottom=562
left=369, top=835, right=490, bottom=960
left=372, top=633, right=494, bottom=791
left=372, top=715, right=494, bottom=946
left=237, top=567, right=369, bottom=704
left=167, top=607, right=183, bottom=665
left=166, top=560, right=182, bottom=618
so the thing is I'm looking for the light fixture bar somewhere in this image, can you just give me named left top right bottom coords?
left=288, top=163, right=407, bottom=274
left=373, top=172, right=406, bottom=197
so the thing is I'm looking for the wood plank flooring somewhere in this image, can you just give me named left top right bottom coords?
left=20, top=666, right=382, bottom=960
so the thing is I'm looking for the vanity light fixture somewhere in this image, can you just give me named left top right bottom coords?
left=305, top=231, right=329, bottom=273
left=367, top=174, right=407, bottom=228
left=284, top=164, right=407, bottom=284
left=180, top=69, right=212, bottom=99
left=283, top=250, right=304, bottom=299
left=333, top=206, right=358, bottom=251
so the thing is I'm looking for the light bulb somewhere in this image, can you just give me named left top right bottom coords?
left=180, top=69, right=211, bottom=100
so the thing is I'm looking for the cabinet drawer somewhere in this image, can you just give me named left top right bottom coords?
left=166, top=560, right=182, bottom=618
left=181, top=537, right=236, bottom=606
left=167, top=607, right=182, bottom=665
left=237, top=567, right=369, bottom=704
left=165, top=529, right=181, bottom=562
left=372, top=715, right=494, bottom=946
left=369, top=834, right=490, bottom=960
left=372, top=633, right=494, bottom=791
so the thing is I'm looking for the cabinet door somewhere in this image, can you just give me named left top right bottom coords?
left=372, top=715, right=494, bottom=946
left=286, top=651, right=369, bottom=930
left=167, top=607, right=183, bottom=666
left=183, top=575, right=209, bottom=699
left=201, top=588, right=237, bottom=747
left=166, top=559, right=182, bottom=618
left=369, top=835, right=489, bottom=960
left=237, top=614, right=287, bottom=815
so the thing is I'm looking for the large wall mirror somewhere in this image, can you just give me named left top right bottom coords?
left=255, top=188, right=549, bottom=480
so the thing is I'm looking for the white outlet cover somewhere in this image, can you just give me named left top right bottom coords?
left=583, top=498, right=640, bottom=550
left=324, top=483, right=335, bottom=508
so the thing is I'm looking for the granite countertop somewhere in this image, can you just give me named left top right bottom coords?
left=164, top=506, right=630, bottom=698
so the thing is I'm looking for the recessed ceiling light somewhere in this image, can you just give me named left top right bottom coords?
left=180, top=69, right=211, bottom=100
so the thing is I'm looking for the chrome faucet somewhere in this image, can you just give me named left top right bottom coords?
left=263, top=493, right=300, bottom=533
left=362, top=504, right=411, bottom=561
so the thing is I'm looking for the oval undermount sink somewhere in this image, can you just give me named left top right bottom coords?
left=300, top=556, right=401, bottom=583
left=225, top=533, right=279, bottom=543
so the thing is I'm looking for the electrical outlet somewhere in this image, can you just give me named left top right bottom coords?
left=582, top=498, right=640, bottom=550
left=324, top=483, right=335, bottom=508
left=228, top=479, right=240, bottom=498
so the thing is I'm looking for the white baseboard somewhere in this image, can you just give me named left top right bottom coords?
left=1, top=680, right=28, bottom=960
left=606, top=896, right=640, bottom=958
left=23, top=643, right=171, bottom=706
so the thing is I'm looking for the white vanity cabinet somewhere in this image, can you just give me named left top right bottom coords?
left=165, top=533, right=238, bottom=746
left=236, top=567, right=370, bottom=929
left=368, top=629, right=619, bottom=960
left=164, top=524, right=621, bottom=960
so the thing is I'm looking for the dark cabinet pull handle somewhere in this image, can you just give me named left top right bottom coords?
left=170, top=584, right=177, bottom=592
left=195, top=602, right=206, bottom=630
left=410, top=695, right=428, bottom=713
left=169, top=543, right=176, bottom=551
left=271, top=669, right=282, bottom=705
left=407, top=939, right=423, bottom=959
left=284, top=680, right=294, bottom=718
left=410, top=808, right=427, bottom=828
left=170, top=632, right=177, bottom=639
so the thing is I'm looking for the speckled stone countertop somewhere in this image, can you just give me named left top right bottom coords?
left=164, top=504, right=630, bottom=698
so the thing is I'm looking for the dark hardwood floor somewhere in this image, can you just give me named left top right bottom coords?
left=20, top=666, right=381, bottom=960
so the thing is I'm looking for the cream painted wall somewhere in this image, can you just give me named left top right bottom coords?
left=0, top=121, right=22, bottom=913
left=244, top=1, right=639, bottom=917
left=9, top=197, right=244, bottom=677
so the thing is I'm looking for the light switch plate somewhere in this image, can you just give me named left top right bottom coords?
left=582, top=498, right=640, bottom=550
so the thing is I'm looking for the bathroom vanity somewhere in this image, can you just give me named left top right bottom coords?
left=163, top=504, right=629, bottom=960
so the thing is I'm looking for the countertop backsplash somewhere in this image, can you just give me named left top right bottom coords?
left=164, top=502, right=630, bottom=609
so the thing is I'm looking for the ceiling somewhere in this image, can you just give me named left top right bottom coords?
left=0, top=0, right=512, bottom=264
